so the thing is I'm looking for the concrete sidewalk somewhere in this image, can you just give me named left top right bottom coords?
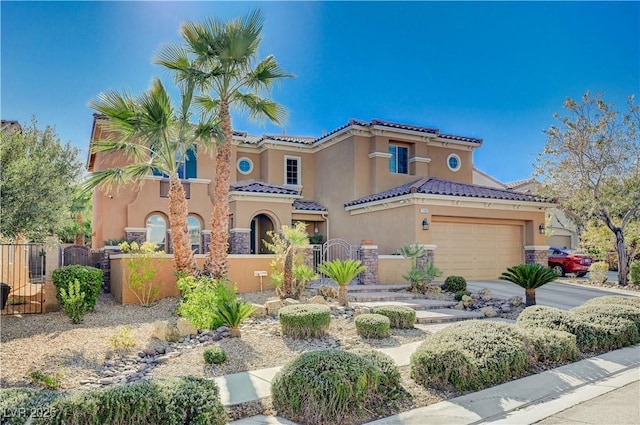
left=226, top=338, right=639, bottom=425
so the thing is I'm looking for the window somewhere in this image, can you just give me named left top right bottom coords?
left=151, top=147, right=197, bottom=179
left=237, top=157, right=253, bottom=175
left=187, top=216, right=201, bottom=253
left=146, top=214, right=167, bottom=250
left=284, top=156, right=301, bottom=186
left=389, top=145, right=408, bottom=174
left=447, top=153, right=461, bottom=172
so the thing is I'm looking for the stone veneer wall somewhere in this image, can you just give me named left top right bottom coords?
left=360, top=244, right=378, bottom=285
left=202, top=230, right=211, bottom=254
left=125, top=228, right=146, bottom=245
left=525, top=246, right=548, bottom=267
left=416, top=245, right=436, bottom=269
left=230, top=229, right=251, bottom=254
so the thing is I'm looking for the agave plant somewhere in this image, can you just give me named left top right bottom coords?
left=317, top=259, right=366, bottom=307
left=216, top=300, right=256, bottom=337
left=499, top=263, right=559, bottom=306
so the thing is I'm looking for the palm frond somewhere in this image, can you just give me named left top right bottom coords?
left=90, top=138, right=151, bottom=163
left=232, top=92, right=288, bottom=125
left=499, top=263, right=558, bottom=289
left=245, top=55, right=294, bottom=90
left=317, top=259, right=366, bottom=286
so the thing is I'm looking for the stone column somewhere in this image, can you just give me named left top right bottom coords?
left=99, top=245, right=122, bottom=293
left=417, top=244, right=437, bottom=269
left=166, top=229, right=173, bottom=254
left=359, top=241, right=378, bottom=285
left=125, top=227, right=146, bottom=244
left=230, top=228, right=251, bottom=254
left=525, top=245, right=549, bottom=267
left=201, top=230, right=212, bottom=255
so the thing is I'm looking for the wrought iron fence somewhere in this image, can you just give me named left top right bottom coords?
left=312, top=239, right=362, bottom=285
left=1, top=243, right=46, bottom=314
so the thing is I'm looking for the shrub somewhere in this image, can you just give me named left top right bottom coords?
left=45, top=377, right=227, bottom=425
left=279, top=304, right=331, bottom=339
left=59, top=279, right=87, bottom=324
left=355, top=313, right=390, bottom=338
left=588, top=261, right=609, bottom=284
left=582, top=295, right=640, bottom=309
left=0, top=388, right=59, bottom=425
left=410, top=321, right=530, bottom=391
left=370, top=305, right=416, bottom=328
left=572, top=303, right=640, bottom=332
left=109, top=327, right=136, bottom=351
left=203, top=346, right=227, bottom=365
left=30, top=369, right=64, bottom=390
left=516, top=327, right=579, bottom=363
left=351, top=349, right=402, bottom=399
left=216, top=300, right=255, bottom=337
left=177, top=276, right=238, bottom=330
left=271, top=349, right=400, bottom=425
left=52, top=265, right=102, bottom=311
left=442, top=275, right=467, bottom=292
left=630, top=261, right=640, bottom=285
left=118, top=241, right=165, bottom=306
left=454, top=290, right=472, bottom=301
left=516, top=305, right=573, bottom=333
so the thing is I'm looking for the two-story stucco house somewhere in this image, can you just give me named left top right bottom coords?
left=88, top=116, right=554, bottom=280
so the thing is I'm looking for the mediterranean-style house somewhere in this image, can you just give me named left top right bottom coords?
left=88, top=116, right=555, bottom=280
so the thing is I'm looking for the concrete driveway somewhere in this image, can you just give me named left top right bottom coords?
left=467, top=272, right=637, bottom=310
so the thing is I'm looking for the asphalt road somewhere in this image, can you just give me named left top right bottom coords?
left=467, top=273, right=636, bottom=310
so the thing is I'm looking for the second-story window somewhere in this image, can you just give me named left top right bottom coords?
left=152, top=147, right=197, bottom=179
left=285, top=155, right=301, bottom=186
left=389, top=145, right=408, bottom=174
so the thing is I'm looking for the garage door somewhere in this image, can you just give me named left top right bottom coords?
left=432, top=221, right=523, bottom=280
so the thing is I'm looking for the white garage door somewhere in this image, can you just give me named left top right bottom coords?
left=432, top=221, right=523, bottom=280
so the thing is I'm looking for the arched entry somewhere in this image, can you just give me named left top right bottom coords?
left=250, top=214, right=275, bottom=254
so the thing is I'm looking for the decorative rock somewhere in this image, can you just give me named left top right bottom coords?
left=250, top=303, right=267, bottom=318
left=454, top=301, right=464, bottom=310
left=98, top=377, right=115, bottom=385
left=216, top=326, right=230, bottom=333
left=152, top=321, right=181, bottom=342
left=500, top=303, right=512, bottom=313
left=264, top=299, right=284, bottom=315
left=462, top=295, right=474, bottom=308
left=481, top=307, right=498, bottom=318
left=155, top=355, right=172, bottom=364
left=176, top=318, right=198, bottom=337
left=479, top=288, right=493, bottom=301
left=308, top=295, right=326, bottom=305
left=283, top=298, right=300, bottom=306
left=509, top=296, right=523, bottom=307
left=425, top=284, right=442, bottom=293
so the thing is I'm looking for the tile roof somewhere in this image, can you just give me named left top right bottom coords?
left=345, top=177, right=550, bottom=207
left=259, top=134, right=317, bottom=145
left=293, top=199, right=327, bottom=212
left=504, top=178, right=536, bottom=190
left=230, top=180, right=299, bottom=196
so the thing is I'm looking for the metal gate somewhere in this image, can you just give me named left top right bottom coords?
left=60, top=245, right=101, bottom=267
left=313, top=238, right=362, bottom=284
left=1, top=244, right=46, bottom=314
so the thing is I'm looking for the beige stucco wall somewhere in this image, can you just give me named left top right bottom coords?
left=378, top=255, right=412, bottom=284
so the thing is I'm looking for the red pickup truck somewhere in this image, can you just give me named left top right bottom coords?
left=548, top=247, right=594, bottom=277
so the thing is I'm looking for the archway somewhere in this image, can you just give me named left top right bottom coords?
left=250, top=214, right=275, bottom=254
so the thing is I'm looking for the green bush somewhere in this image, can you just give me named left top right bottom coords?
left=351, top=349, right=402, bottom=398
left=177, top=276, right=238, bottom=330
left=355, top=313, right=391, bottom=338
left=588, top=261, right=609, bottom=284
left=516, top=327, right=579, bottom=363
left=572, top=303, right=640, bottom=332
left=203, top=346, right=227, bottom=365
left=410, top=321, right=530, bottom=391
left=279, top=304, right=332, bottom=339
left=442, top=275, right=467, bottom=292
left=44, top=377, right=227, bottom=425
left=59, top=279, right=88, bottom=324
left=516, top=305, right=573, bottom=333
left=370, top=305, right=416, bottom=329
left=582, top=295, right=640, bottom=309
left=454, top=290, right=472, bottom=301
left=271, top=349, right=400, bottom=425
left=630, top=261, right=640, bottom=285
left=0, top=388, right=59, bottom=425
left=52, top=265, right=102, bottom=311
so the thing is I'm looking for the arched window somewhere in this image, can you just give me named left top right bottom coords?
left=146, top=214, right=167, bottom=250
left=187, top=216, right=201, bottom=253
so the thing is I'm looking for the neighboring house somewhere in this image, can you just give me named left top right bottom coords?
left=89, top=116, right=554, bottom=279
left=1, top=120, right=21, bottom=133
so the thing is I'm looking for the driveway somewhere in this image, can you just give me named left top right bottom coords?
left=466, top=273, right=637, bottom=310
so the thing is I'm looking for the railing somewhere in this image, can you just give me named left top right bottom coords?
left=1, top=243, right=46, bottom=314
left=159, top=179, right=191, bottom=199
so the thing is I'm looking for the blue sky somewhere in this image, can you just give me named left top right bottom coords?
left=2, top=1, right=638, bottom=183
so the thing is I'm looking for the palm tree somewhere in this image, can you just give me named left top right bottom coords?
left=398, top=243, right=425, bottom=269
left=499, top=263, right=559, bottom=306
left=317, top=259, right=366, bottom=307
left=85, top=78, right=219, bottom=275
left=155, top=9, right=293, bottom=278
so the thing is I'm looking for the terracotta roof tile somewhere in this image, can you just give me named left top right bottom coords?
left=345, top=177, right=550, bottom=207
left=230, top=181, right=299, bottom=196
left=293, top=199, right=327, bottom=212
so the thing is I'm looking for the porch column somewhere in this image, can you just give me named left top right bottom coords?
left=230, top=228, right=251, bottom=254
left=201, top=230, right=211, bottom=255
left=525, top=245, right=549, bottom=267
left=125, top=227, right=146, bottom=245
left=360, top=241, right=378, bottom=285
left=166, top=229, right=173, bottom=254
left=417, top=244, right=437, bottom=269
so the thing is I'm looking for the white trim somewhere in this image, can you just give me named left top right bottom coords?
left=284, top=155, right=302, bottom=186
left=447, top=153, right=462, bottom=172
left=292, top=209, right=326, bottom=215
left=141, top=175, right=163, bottom=181
left=124, top=227, right=147, bottom=232
left=409, top=156, right=432, bottom=164
left=236, top=157, right=254, bottom=175
left=229, top=192, right=302, bottom=203
left=524, top=245, right=551, bottom=250
left=187, top=178, right=212, bottom=184
left=420, top=244, right=438, bottom=251
left=201, top=230, right=212, bottom=235
left=379, top=254, right=409, bottom=260
left=360, top=245, right=378, bottom=249
left=368, top=151, right=393, bottom=159
left=230, top=228, right=252, bottom=233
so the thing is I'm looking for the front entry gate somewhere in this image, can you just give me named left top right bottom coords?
left=312, top=238, right=362, bottom=284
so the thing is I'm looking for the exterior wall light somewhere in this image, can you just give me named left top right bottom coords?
left=539, top=223, right=546, bottom=234
left=422, top=218, right=430, bottom=231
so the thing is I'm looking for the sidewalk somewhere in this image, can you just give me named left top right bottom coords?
left=224, top=334, right=640, bottom=424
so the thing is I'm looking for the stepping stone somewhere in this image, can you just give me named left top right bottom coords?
left=352, top=299, right=457, bottom=310
left=415, top=309, right=484, bottom=324
left=349, top=292, right=417, bottom=302
left=308, top=282, right=411, bottom=293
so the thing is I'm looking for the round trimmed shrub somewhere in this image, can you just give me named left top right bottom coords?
left=279, top=304, right=331, bottom=339
left=631, top=261, right=640, bottom=285
left=351, top=349, right=402, bottom=397
left=516, top=327, right=579, bottom=363
left=355, top=313, right=390, bottom=338
left=410, top=320, right=530, bottom=391
left=582, top=295, right=640, bottom=309
left=569, top=310, right=639, bottom=351
left=52, top=265, right=103, bottom=311
left=572, top=303, right=640, bottom=332
left=203, top=345, right=227, bottom=365
left=454, top=290, right=472, bottom=301
left=442, top=275, right=467, bottom=292
left=370, top=305, right=416, bottom=328
left=516, top=305, right=573, bottom=333
left=271, top=349, right=399, bottom=425
left=588, top=261, right=609, bottom=284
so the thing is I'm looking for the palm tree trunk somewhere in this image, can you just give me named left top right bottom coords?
left=168, top=176, right=197, bottom=275
left=205, top=102, right=232, bottom=278
left=283, top=247, right=293, bottom=298
left=524, top=288, right=536, bottom=307
left=338, top=285, right=349, bottom=307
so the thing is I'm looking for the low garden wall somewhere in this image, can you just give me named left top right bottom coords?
left=378, top=255, right=411, bottom=284
left=110, top=254, right=276, bottom=304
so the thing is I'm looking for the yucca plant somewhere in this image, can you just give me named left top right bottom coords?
left=216, top=300, right=256, bottom=337
left=317, top=259, right=366, bottom=307
left=398, top=243, right=426, bottom=269
left=499, top=263, right=559, bottom=306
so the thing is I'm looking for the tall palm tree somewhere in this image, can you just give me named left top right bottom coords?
left=85, top=77, right=219, bottom=275
left=155, top=9, right=293, bottom=278
left=499, top=263, right=559, bottom=306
